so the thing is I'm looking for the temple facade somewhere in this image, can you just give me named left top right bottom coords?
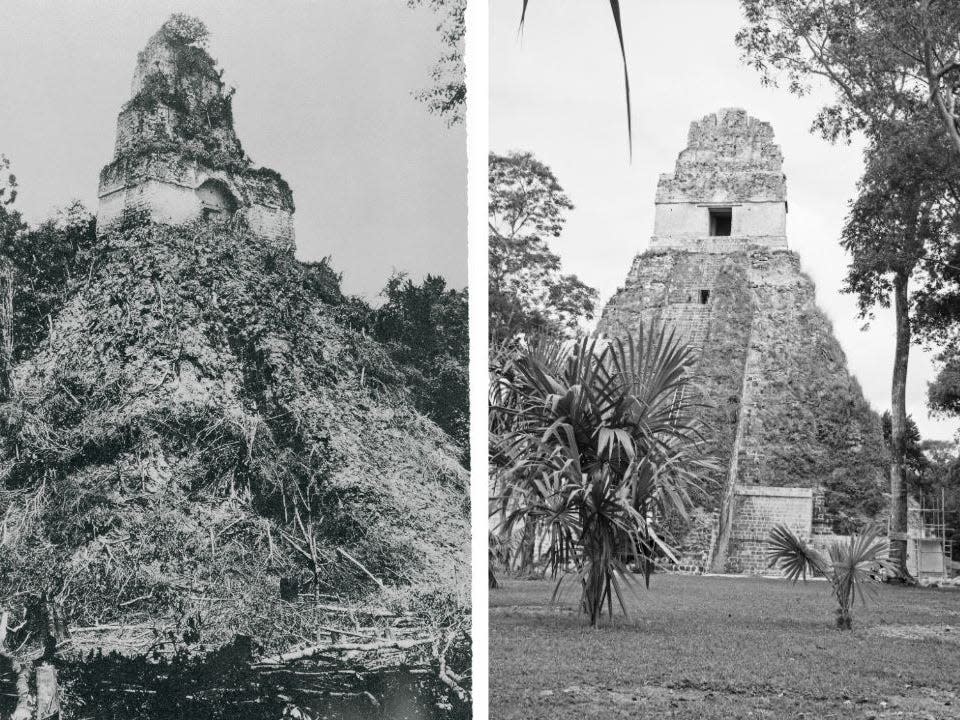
left=96, top=19, right=295, bottom=249
left=598, top=109, right=887, bottom=574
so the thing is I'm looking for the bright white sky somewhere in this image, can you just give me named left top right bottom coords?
left=490, top=0, right=956, bottom=441
left=0, top=0, right=466, bottom=301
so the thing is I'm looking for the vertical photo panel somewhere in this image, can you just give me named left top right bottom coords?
left=488, top=2, right=960, bottom=719
left=0, top=2, right=470, bottom=718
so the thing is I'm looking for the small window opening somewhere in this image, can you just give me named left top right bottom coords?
left=699, top=289, right=710, bottom=305
left=709, top=207, right=732, bottom=236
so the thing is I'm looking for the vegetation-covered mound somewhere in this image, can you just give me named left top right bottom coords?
left=0, top=219, right=468, bottom=653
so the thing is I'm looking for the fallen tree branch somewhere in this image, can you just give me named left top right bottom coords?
left=313, top=603, right=394, bottom=618
left=435, top=625, right=469, bottom=703
left=10, top=661, right=32, bottom=720
left=257, top=635, right=434, bottom=665
left=1, top=616, right=33, bottom=720
left=336, top=547, right=385, bottom=590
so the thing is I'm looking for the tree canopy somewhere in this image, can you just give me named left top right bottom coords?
left=2, top=202, right=97, bottom=362
left=408, top=0, right=466, bottom=126
left=841, top=117, right=960, bottom=322
left=737, top=0, right=960, bottom=153
left=488, top=151, right=598, bottom=343
left=928, top=350, right=960, bottom=419
left=372, top=273, right=469, bottom=450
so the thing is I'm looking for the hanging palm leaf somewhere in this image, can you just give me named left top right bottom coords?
left=518, top=1, right=632, bottom=156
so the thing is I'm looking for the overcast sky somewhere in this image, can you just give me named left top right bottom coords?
left=490, top=0, right=957, bottom=442
left=0, top=0, right=466, bottom=301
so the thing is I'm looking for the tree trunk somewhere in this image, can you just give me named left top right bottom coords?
left=9, top=661, right=31, bottom=720
left=889, top=272, right=912, bottom=579
left=0, top=261, right=12, bottom=401
left=920, top=0, right=960, bottom=159
left=35, top=663, right=59, bottom=720
left=517, top=521, right=536, bottom=575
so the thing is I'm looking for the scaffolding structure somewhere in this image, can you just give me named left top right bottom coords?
left=907, top=489, right=955, bottom=580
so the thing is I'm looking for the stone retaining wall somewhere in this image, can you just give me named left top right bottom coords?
left=725, top=485, right=812, bottom=574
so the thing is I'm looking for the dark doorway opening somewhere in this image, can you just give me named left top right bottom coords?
left=699, top=289, right=710, bottom=304
left=709, top=207, right=732, bottom=236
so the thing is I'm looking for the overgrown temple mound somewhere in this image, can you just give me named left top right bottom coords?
left=0, top=217, right=469, bottom=654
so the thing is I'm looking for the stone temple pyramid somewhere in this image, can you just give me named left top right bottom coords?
left=97, top=18, right=295, bottom=249
left=598, top=108, right=887, bottom=574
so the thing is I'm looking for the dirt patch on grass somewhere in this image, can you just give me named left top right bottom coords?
left=867, top=624, right=960, bottom=645
left=874, top=688, right=960, bottom=719
left=490, top=604, right=576, bottom=617
left=521, top=683, right=960, bottom=719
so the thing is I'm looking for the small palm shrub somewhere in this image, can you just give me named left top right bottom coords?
left=767, top=525, right=896, bottom=630
left=490, top=327, right=713, bottom=626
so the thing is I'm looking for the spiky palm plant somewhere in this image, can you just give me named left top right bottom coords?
left=490, top=326, right=712, bottom=626
left=767, top=525, right=897, bottom=630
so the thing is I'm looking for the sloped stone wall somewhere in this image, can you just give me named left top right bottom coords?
left=597, top=108, right=888, bottom=574
left=598, top=246, right=886, bottom=523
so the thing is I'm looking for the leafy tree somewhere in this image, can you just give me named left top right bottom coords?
left=488, top=151, right=598, bottom=344
left=408, top=0, right=465, bottom=126
left=881, top=411, right=927, bottom=481
left=928, top=350, right=960, bottom=419
left=297, top=261, right=467, bottom=451
left=163, top=12, right=209, bottom=46
left=2, top=202, right=97, bottom=361
left=490, top=328, right=713, bottom=626
left=767, top=524, right=895, bottom=629
left=300, top=256, right=347, bottom=307
left=372, top=273, right=468, bottom=449
left=0, top=155, right=18, bottom=211
left=840, top=118, right=960, bottom=575
left=0, top=156, right=23, bottom=398
left=737, top=0, right=960, bottom=154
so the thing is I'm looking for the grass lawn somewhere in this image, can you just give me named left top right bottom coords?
left=489, top=574, right=960, bottom=719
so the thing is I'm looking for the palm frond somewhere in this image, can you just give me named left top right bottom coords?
left=517, top=1, right=632, bottom=156
left=827, top=526, right=896, bottom=609
left=490, top=325, right=713, bottom=625
left=766, top=524, right=829, bottom=582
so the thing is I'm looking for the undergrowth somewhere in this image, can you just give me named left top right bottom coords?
left=0, top=220, right=468, bottom=653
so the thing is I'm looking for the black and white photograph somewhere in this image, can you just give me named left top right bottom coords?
left=0, top=2, right=469, bottom=718
left=488, top=2, right=960, bottom=718
left=6, top=0, right=960, bottom=718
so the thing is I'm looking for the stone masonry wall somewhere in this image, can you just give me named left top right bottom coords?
left=598, top=246, right=887, bottom=571
left=655, top=109, right=786, bottom=204
left=598, top=109, right=888, bottom=574
left=96, top=18, right=295, bottom=251
left=726, top=486, right=813, bottom=575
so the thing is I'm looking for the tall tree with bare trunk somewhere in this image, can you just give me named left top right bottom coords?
left=739, top=0, right=960, bottom=576
left=840, top=118, right=960, bottom=575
